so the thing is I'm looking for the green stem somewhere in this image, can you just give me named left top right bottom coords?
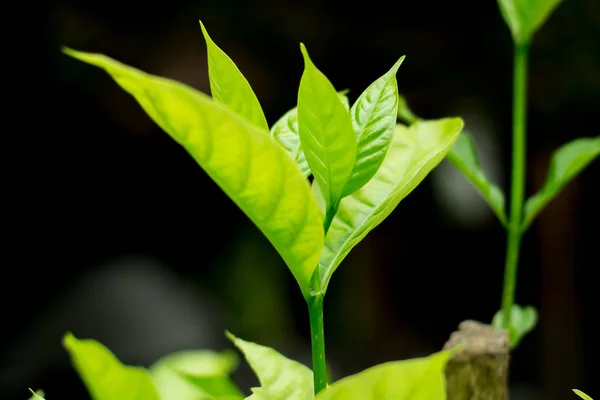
left=501, top=43, right=529, bottom=327
left=308, top=293, right=327, bottom=394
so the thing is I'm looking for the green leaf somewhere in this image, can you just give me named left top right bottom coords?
left=270, top=92, right=350, bottom=178
left=496, top=0, right=565, bottom=44
left=341, top=56, right=405, bottom=197
left=316, top=350, right=452, bottom=400
left=150, top=349, right=243, bottom=400
left=522, top=136, right=600, bottom=231
left=446, top=130, right=507, bottom=226
left=28, top=389, right=45, bottom=400
left=315, top=118, right=463, bottom=293
left=491, top=304, right=538, bottom=348
left=396, top=94, right=417, bottom=125
left=573, top=389, right=593, bottom=400
left=226, top=332, right=313, bottom=400
left=199, top=21, right=268, bottom=131
left=62, top=48, right=324, bottom=300
left=297, top=43, right=357, bottom=229
left=63, top=333, right=160, bottom=400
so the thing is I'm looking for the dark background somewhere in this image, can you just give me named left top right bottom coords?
left=4, top=0, right=599, bottom=399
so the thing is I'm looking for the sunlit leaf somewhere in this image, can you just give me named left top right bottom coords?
left=150, top=349, right=243, bottom=400
left=28, top=389, right=45, bottom=400
left=446, top=131, right=507, bottom=226
left=270, top=92, right=350, bottom=178
left=573, top=389, right=593, bottom=400
left=314, top=118, right=463, bottom=293
left=298, top=43, right=357, bottom=230
left=522, top=136, right=600, bottom=231
left=199, top=21, right=268, bottom=131
left=63, top=48, right=324, bottom=300
left=492, top=304, right=538, bottom=348
left=316, top=351, right=452, bottom=400
left=342, top=56, right=405, bottom=196
left=496, top=0, right=565, bottom=44
left=226, top=332, right=313, bottom=400
left=63, top=333, right=160, bottom=400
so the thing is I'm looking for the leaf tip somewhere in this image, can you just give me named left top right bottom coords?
left=299, top=42, right=310, bottom=63
left=199, top=20, right=209, bottom=38
left=224, top=330, right=237, bottom=344
left=390, top=55, right=406, bottom=73
left=62, top=331, right=77, bottom=349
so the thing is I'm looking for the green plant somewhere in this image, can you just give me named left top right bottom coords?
left=49, top=18, right=465, bottom=400
left=573, top=389, right=594, bottom=400
left=398, top=0, right=599, bottom=348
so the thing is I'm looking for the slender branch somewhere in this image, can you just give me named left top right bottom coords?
left=308, top=293, right=327, bottom=394
left=501, top=43, right=529, bottom=326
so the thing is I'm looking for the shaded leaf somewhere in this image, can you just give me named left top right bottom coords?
left=63, top=333, right=160, bottom=400
left=150, top=349, right=243, bottom=400
left=316, top=351, right=452, bottom=400
left=573, top=389, right=593, bottom=400
left=396, top=94, right=417, bottom=125
left=63, top=48, right=324, bottom=299
left=522, top=136, right=600, bottom=231
left=492, top=304, right=538, bottom=348
left=496, top=0, right=565, bottom=44
left=28, top=389, right=45, bottom=400
left=270, top=92, right=350, bottom=178
left=297, top=43, right=357, bottom=230
left=199, top=21, right=268, bottom=131
left=342, top=56, right=405, bottom=196
left=226, top=332, right=313, bottom=400
left=315, top=118, right=463, bottom=293
left=446, top=131, right=507, bottom=226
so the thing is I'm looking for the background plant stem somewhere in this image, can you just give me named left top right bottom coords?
left=501, top=43, right=529, bottom=327
left=308, top=293, right=327, bottom=394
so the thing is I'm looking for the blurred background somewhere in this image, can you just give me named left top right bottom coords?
left=4, top=0, right=599, bottom=399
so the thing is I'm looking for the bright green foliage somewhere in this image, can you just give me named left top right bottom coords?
left=522, top=136, right=600, bottom=231
left=342, top=56, right=405, bottom=197
left=63, top=333, right=160, bottom=400
left=226, top=332, right=313, bottom=400
left=199, top=21, right=268, bottom=131
left=270, top=92, right=351, bottom=178
left=316, top=351, right=452, bottom=400
left=496, top=0, right=565, bottom=44
left=62, top=47, right=324, bottom=300
left=297, top=43, right=357, bottom=230
left=314, top=118, right=463, bottom=293
left=573, top=389, right=593, bottom=400
left=446, top=131, right=507, bottom=226
left=492, top=304, right=538, bottom=348
left=28, top=389, right=45, bottom=400
left=150, top=349, right=243, bottom=400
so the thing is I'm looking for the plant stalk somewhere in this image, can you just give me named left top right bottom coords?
left=501, top=43, right=529, bottom=327
left=308, top=293, right=327, bottom=394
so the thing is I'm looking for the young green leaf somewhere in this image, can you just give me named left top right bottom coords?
left=446, top=131, right=507, bottom=226
left=150, top=349, right=243, bottom=400
left=316, top=350, right=452, bottom=400
left=522, top=136, right=600, bottom=231
left=63, top=333, right=160, bottom=400
left=341, top=56, right=405, bottom=197
left=491, top=304, right=538, bottom=348
left=28, top=389, right=45, bottom=400
left=270, top=92, right=350, bottom=178
left=226, top=332, right=313, bottom=400
left=63, top=48, right=324, bottom=300
left=573, top=389, right=593, bottom=400
left=314, top=118, right=463, bottom=293
left=199, top=21, right=268, bottom=131
left=297, top=43, right=357, bottom=230
left=496, top=0, right=565, bottom=44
